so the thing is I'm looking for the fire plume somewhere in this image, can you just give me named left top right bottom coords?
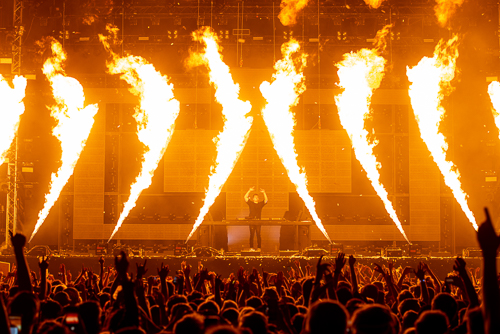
left=260, top=39, right=331, bottom=243
left=279, top=0, right=309, bottom=26
left=100, top=26, right=180, bottom=241
left=407, top=36, right=477, bottom=230
left=30, top=40, right=98, bottom=241
left=335, top=26, right=409, bottom=242
left=186, top=28, right=253, bottom=242
left=434, top=0, right=464, bottom=27
left=0, top=75, right=27, bottom=165
left=363, top=0, right=385, bottom=9
left=488, top=81, right=500, bottom=139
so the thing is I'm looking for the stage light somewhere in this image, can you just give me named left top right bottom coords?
left=353, top=215, right=360, bottom=222
left=337, top=214, right=345, bottom=222
left=169, top=213, right=176, bottom=221
left=183, top=214, right=191, bottom=221
left=139, top=213, right=146, bottom=221
left=154, top=213, right=161, bottom=221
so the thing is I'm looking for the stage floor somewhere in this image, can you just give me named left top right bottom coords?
left=0, top=255, right=486, bottom=279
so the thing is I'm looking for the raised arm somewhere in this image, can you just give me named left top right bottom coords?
left=349, top=255, right=360, bottom=298
left=414, top=262, right=429, bottom=305
left=261, top=189, right=268, bottom=203
left=422, top=262, right=442, bottom=292
left=98, top=257, right=105, bottom=291
left=244, top=187, right=254, bottom=202
left=10, top=231, right=32, bottom=292
left=477, top=208, right=500, bottom=334
left=454, top=257, right=479, bottom=308
left=115, top=251, right=139, bottom=328
left=38, top=256, right=49, bottom=300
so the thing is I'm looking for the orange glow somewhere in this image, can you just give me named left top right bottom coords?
left=434, top=0, right=464, bottom=27
left=363, top=0, right=385, bottom=9
left=407, top=36, right=477, bottom=231
left=279, top=0, right=309, bottom=26
left=30, top=40, right=99, bottom=241
left=186, top=27, right=253, bottom=242
left=260, top=39, right=331, bottom=243
left=488, top=81, right=500, bottom=139
left=100, top=25, right=180, bottom=241
left=0, top=75, right=27, bottom=165
left=335, top=25, right=409, bottom=243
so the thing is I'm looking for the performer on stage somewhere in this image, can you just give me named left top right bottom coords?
left=244, top=186, right=268, bottom=250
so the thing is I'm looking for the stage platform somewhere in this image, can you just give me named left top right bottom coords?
left=0, top=255, right=486, bottom=279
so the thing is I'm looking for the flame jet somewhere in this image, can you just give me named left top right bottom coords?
left=0, top=75, right=27, bottom=165
left=260, top=39, right=331, bottom=243
left=334, top=26, right=410, bottom=243
left=30, top=40, right=99, bottom=241
left=435, top=0, right=464, bottom=27
left=99, top=26, right=180, bottom=241
left=186, top=28, right=253, bottom=242
left=407, top=36, right=477, bottom=231
left=279, top=0, right=309, bottom=26
left=488, top=81, right=500, bottom=139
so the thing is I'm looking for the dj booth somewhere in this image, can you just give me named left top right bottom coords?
left=198, top=219, right=313, bottom=252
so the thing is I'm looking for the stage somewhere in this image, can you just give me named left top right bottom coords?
left=0, top=255, right=486, bottom=280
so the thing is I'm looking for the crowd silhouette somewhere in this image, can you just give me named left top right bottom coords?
left=0, top=208, right=498, bottom=334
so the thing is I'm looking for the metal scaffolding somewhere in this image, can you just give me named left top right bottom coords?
left=5, top=0, right=23, bottom=248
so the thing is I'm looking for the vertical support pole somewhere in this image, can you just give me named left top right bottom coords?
left=5, top=0, right=23, bottom=248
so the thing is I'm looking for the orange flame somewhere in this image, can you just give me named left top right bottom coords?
left=260, top=39, right=331, bottom=243
left=363, top=0, right=385, bottom=9
left=186, top=27, right=253, bottom=241
left=279, top=0, right=309, bottom=26
left=407, top=36, right=477, bottom=231
left=30, top=40, right=99, bottom=241
left=434, top=0, right=464, bottom=27
left=335, top=26, right=410, bottom=243
left=0, top=75, right=27, bottom=165
left=488, top=81, right=500, bottom=139
left=99, top=25, right=180, bottom=241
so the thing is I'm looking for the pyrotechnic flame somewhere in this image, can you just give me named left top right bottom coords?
left=30, top=40, right=98, bottom=241
left=99, top=25, right=180, bottom=241
left=488, top=81, right=500, bottom=139
left=186, top=27, right=253, bottom=242
left=363, top=0, right=385, bottom=9
left=335, top=25, right=409, bottom=243
left=260, top=39, right=331, bottom=243
left=407, top=36, right=477, bottom=231
left=0, top=75, right=27, bottom=165
left=279, top=0, right=309, bottom=26
left=434, top=0, right=464, bottom=27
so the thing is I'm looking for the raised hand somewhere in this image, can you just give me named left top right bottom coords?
left=99, top=257, right=105, bottom=266
left=414, top=262, right=425, bottom=281
left=249, top=186, right=255, bottom=191
left=453, top=257, right=467, bottom=275
left=136, top=259, right=148, bottom=279
left=215, top=274, right=222, bottom=289
left=181, top=261, right=191, bottom=277
left=477, top=208, right=500, bottom=257
left=334, top=252, right=346, bottom=274
left=114, top=251, right=129, bottom=278
left=260, top=188, right=265, bottom=193
left=348, top=255, right=356, bottom=267
left=39, top=256, right=49, bottom=271
left=9, top=230, right=26, bottom=250
left=157, top=263, right=169, bottom=280
left=388, top=260, right=394, bottom=273
left=237, top=267, right=246, bottom=284
left=373, top=263, right=387, bottom=276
